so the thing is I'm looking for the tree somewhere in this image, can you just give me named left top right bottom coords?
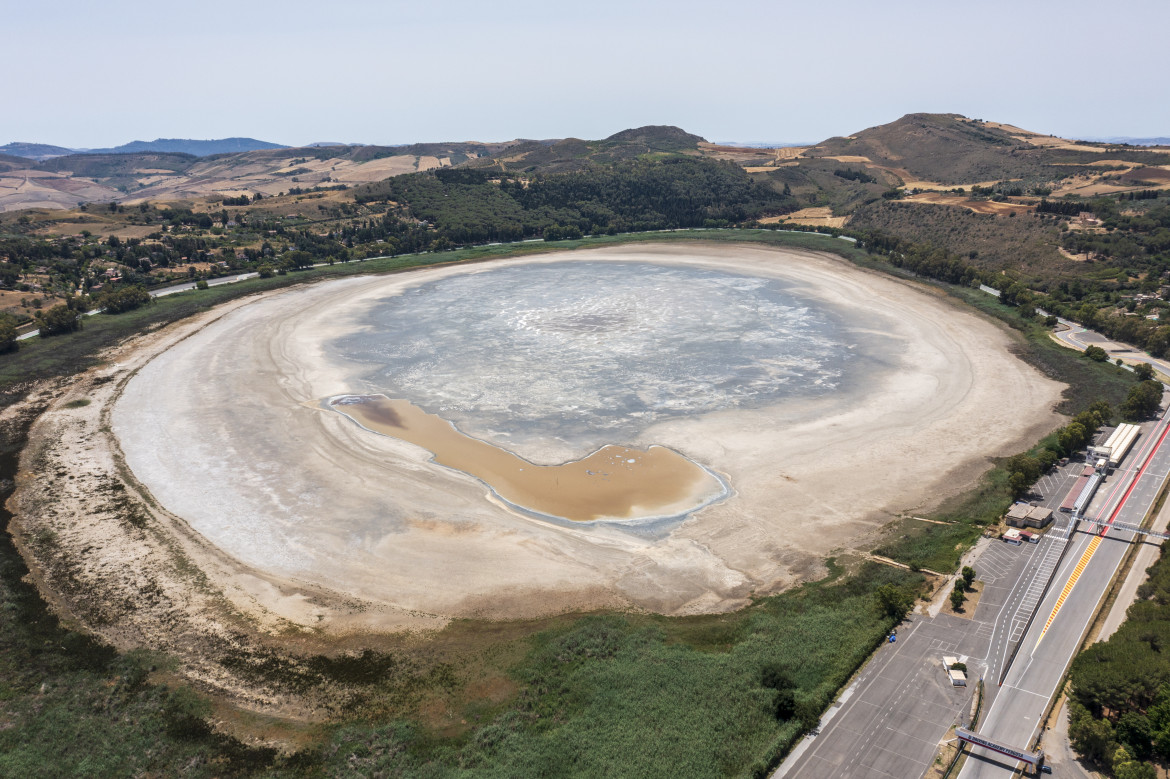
left=874, top=584, right=914, bottom=620
left=1116, top=711, right=1153, bottom=760
left=286, top=250, right=314, bottom=269
left=36, top=304, right=82, bottom=336
left=1089, top=399, right=1114, bottom=425
left=1121, top=380, right=1163, bottom=421
left=97, top=285, right=151, bottom=314
left=1134, top=362, right=1155, bottom=381
left=1112, top=745, right=1156, bottom=779
left=961, top=567, right=976, bottom=589
left=1084, top=345, right=1109, bottom=362
left=1068, top=699, right=1118, bottom=766
left=1058, top=421, right=1089, bottom=454
left=949, top=585, right=965, bottom=612
left=0, top=314, right=18, bottom=353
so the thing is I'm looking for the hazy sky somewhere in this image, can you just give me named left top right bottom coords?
left=6, top=0, right=1168, bottom=148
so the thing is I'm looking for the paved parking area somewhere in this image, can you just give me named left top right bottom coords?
left=780, top=539, right=1047, bottom=778
left=780, top=430, right=1137, bottom=778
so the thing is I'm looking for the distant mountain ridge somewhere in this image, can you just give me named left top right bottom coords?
left=86, top=137, right=287, bottom=156
left=0, top=142, right=75, bottom=161
left=0, top=137, right=287, bottom=161
left=1083, top=136, right=1170, bottom=147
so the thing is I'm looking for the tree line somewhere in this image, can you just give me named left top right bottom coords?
left=1068, top=542, right=1170, bottom=778
left=352, top=157, right=798, bottom=246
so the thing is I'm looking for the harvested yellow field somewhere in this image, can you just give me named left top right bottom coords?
left=332, top=156, right=421, bottom=182
left=759, top=207, right=849, bottom=228
left=904, top=191, right=1033, bottom=215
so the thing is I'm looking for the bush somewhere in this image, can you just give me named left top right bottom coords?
left=1084, top=345, right=1109, bottom=362
left=161, top=687, right=211, bottom=739
left=194, top=279, right=209, bottom=290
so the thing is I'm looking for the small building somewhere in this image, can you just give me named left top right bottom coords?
left=1025, top=506, right=1054, bottom=529
left=1003, top=528, right=1023, bottom=545
left=1019, top=531, right=1038, bottom=544
left=1005, top=503, right=1031, bottom=526
left=943, top=657, right=967, bottom=686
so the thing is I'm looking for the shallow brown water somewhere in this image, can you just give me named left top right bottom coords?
left=328, top=395, right=726, bottom=522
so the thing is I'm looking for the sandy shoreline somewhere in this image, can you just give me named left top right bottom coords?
left=86, top=242, right=1066, bottom=624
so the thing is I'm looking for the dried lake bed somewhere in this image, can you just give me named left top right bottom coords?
left=105, top=242, right=1065, bottom=624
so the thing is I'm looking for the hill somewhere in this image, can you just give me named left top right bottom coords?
left=466, top=125, right=706, bottom=174
left=86, top=137, right=287, bottom=156
left=0, top=142, right=75, bottom=161
left=803, top=113, right=1097, bottom=185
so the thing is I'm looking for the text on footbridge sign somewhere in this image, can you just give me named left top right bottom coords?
left=955, top=728, right=1042, bottom=766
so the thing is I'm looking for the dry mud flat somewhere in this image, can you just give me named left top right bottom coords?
left=12, top=243, right=1065, bottom=682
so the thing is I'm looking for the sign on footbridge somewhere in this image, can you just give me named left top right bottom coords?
left=1080, top=516, right=1170, bottom=541
left=955, top=728, right=1043, bottom=767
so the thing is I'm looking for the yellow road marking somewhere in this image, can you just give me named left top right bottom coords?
left=1035, top=535, right=1102, bottom=649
